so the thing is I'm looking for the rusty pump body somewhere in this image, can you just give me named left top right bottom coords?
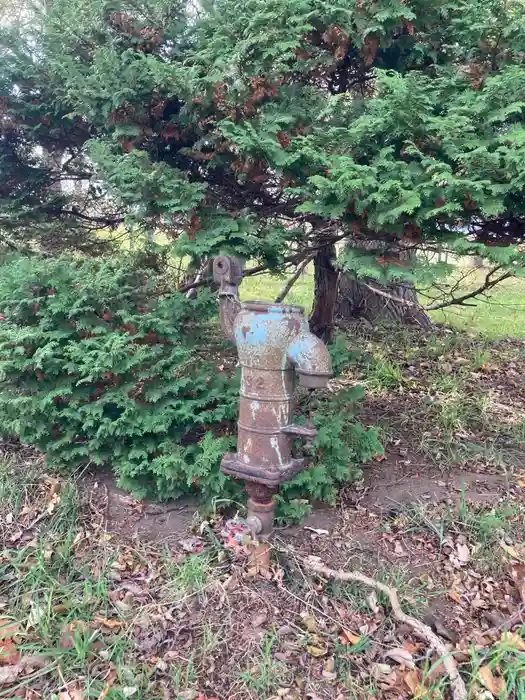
left=213, top=256, right=333, bottom=546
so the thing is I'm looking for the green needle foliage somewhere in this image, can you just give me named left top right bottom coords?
left=0, top=252, right=379, bottom=509
left=1, top=0, right=525, bottom=267
left=0, top=251, right=239, bottom=500
left=0, top=0, right=523, bottom=505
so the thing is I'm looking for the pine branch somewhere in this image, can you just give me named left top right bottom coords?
left=58, top=209, right=126, bottom=227
left=177, top=232, right=349, bottom=294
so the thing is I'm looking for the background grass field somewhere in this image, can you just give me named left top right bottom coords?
left=242, top=269, right=525, bottom=339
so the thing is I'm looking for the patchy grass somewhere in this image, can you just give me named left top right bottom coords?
left=0, top=451, right=523, bottom=699
left=399, top=494, right=524, bottom=576
left=0, top=310, right=523, bottom=699
left=241, top=268, right=314, bottom=309
left=346, top=325, right=525, bottom=471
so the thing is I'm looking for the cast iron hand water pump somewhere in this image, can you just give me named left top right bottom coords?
left=213, top=256, right=333, bottom=565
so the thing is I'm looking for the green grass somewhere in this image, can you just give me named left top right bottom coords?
left=400, top=493, right=523, bottom=574
left=429, top=274, right=525, bottom=339
left=241, top=268, right=313, bottom=308
left=236, top=634, right=291, bottom=697
left=0, top=461, right=229, bottom=699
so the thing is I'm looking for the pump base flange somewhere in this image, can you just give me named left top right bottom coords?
left=221, top=452, right=307, bottom=488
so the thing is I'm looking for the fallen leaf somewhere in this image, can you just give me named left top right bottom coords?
left=251, top=612, right=268, bottom=628
left=300, top=612, right=318, bottom=633
left=511, top=563, right=525, bottom=602
left=46, top=492, right=61, bottom=514
left=424, top=614, right=458, bottom=644
left=501, top=542, right=525, bottom=562
left=385, top=647, right=415, bottom=669
left=93, top=617, right=122, bottom=630
left=402, top=641, right=420, bottom=654
left=0, top=638, right=19, bottom=665
left=0, top=664, right=22, bottom=684
left=53, top=604, right=69, bottom=615
left=72, top=531, right=84, bottom=547
left=322, top=655, right=337, bottom=680
left=404, top=669, right=424, bottom=696
left=456, top=542, right=470, bottom=564
left=394, top=541, right=405, bottom=555
left=500, top=632, right=525, bottom=651
left=478, top=665, right=506, bottom=696
left=367, top=591, right=379, bottom=614
left=307, top=644, right=328, bottom=658
left=339, top=629, right=362, bottom=645
left=97, top=669, right=117, bottom=700
left=303, top=527, right=330, bottom=536
left=43, top=549, right=53, bottom=563
left=323, top=656, right=335, bottom=673
left=447, top=588, right=463, bottom=605
left=371, top=662, right=392, bottom=679
left=46, top=477, right=61, bottom=496
left=27, top=603, right=45, bottom=629
left=18, top=653, right=48, bottom=671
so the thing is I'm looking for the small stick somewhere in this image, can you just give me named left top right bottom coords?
left=274, top=257, right=313, bottom=303
left=303, top=556, right=468, bottom=700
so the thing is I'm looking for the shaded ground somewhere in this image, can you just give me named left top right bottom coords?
left=0, top=328, right=524, bottom=699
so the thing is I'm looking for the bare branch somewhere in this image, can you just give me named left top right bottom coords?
left=274, top=256, right=313, bottom=303
left=304, top=556, right=468, bottom=700
left=359, top=266, right=514, bottom=312
left=177, top=231, right=350, bottom=294
left=425, top=267, right=513, bottom=311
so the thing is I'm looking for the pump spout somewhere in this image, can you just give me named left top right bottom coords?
left=287, top=331, right=333, bottom=388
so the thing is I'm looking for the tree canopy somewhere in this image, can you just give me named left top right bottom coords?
left=1, top=0, right=524, bottom=287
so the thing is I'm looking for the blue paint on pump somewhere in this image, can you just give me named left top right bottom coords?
left=235, top=318, right=268, bottom=346
left=287, top=335, right=315, bottom=362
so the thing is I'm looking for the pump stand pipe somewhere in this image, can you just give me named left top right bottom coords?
left=213, top=255, right=333, bottom=568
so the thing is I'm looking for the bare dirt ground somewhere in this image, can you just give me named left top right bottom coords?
left=0, top=329, right=524, bottom=699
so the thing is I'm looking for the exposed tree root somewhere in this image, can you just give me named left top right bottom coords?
left=304, top=556, right=468, bottom=700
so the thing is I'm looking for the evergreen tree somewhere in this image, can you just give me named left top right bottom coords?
left=1, top=0, right=524, bottom=320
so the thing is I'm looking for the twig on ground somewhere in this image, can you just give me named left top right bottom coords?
left=303, top=555, right=468, bottom=700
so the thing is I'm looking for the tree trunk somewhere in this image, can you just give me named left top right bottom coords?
left=309, top=243, right=339, bottom=343
left=336, top=241, right=432, bottom=328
